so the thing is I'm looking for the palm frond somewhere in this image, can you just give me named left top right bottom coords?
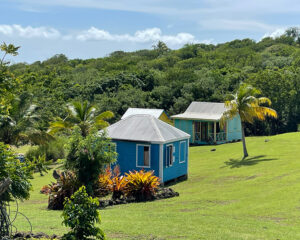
left=257, top=97, right=272, bottom=106
left=95, top=111, right=114, bottom=121
left=47, top=120, right=73, bottom=135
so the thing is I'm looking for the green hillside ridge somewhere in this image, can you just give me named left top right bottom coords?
left=7, top=33, right=300, bottom=138
left=13, top=132, right=300, bottom=239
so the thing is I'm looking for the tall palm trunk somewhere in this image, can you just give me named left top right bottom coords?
left=241, top=122, right=248, bottom=159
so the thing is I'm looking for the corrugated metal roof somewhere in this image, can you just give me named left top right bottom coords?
left=171, top=102, right=226, bottom=121
left=121, top=108, right=165, bottom=119
left=106, top=114, right=190, bottom=143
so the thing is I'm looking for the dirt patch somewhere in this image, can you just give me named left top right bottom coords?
left=257, top=216, right=286, bottom=223
left=245, top=175, right=257, bottom=180
left=205, top=199, right=238, bottom=205
left=213, top=175, right=259, bottom=184
left=212, top=176, right=245, bottom=184
left=179, top=199, right=238, bottom=212
left=273, top=173, right=290, bottom=180
left=108, top=232, right=170, bottom=240
left=179, top=207, right=203, bottom=212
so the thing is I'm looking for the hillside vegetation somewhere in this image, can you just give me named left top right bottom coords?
left=8, top=30, right=300, bottom=137
left=13, top=133, right=300, bottom=239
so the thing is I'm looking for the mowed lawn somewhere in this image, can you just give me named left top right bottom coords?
left=13, top=133, right=300, bottom=239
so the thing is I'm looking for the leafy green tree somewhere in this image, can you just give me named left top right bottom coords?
left=0, top=142, right=33, bottom=238
left=62, top=186, right=105, bottom=240
left=66, top=127, right=117, bottom=195
left=48, top=101, right=114, bottom=137
left=0, top=142, right=33, bottom=202
left=221, top=83, right=278, bottom=158
left=153, top=41, right=170, bottom=56
left=0, top=43, right=20, bottom=119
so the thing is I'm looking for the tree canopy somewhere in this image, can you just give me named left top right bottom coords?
left=5, top=27, right=300, bottom=138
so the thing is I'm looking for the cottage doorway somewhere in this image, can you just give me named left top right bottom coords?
left=201, top=122, right=208, bottom=141
left=194, top=122, right=201, bottom=141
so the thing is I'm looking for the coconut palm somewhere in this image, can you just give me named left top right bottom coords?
left=48, top=101, right=114, bottom=137
left=0, top=95, right=51, bottom=145
left=221, top=83, right=277, bottom=158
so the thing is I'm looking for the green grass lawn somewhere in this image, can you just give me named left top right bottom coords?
left=13, top=133, right=300, bottom=239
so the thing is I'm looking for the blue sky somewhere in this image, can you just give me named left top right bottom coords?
left=0, top=0, right=299, bottom=63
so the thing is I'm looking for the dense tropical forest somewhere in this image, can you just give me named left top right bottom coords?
left=4, top=28, right=300, bottom=144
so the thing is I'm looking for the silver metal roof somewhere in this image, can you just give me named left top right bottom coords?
left=106, top=114, right=190, bottom=143
left=171, top=102, right=226, bottom=121
left=121, top=108, right=165, bottom=120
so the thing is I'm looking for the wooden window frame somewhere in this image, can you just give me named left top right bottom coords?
left=166, top=144, right=174, bottom=167
left=136, top=144, right=151, bottom=168
left=179, top=141, right=186, bottom=163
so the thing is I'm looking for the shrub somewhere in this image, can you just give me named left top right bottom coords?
left=25, top=146, right=44, bottom=161
left=62, top=186, right=106, bottom=240
left=32, top=154, right=51, bottom=176
left=47, top=170, right=79, bottom=210
left=0, top=142, right=33, bottom=238
left=0, top=142, right=33, bottom=202
left=125, top=170, right=160, bottom=201
left=65, top=127, right=117, bottom=195
left=25, top=136, right=67, bottom=162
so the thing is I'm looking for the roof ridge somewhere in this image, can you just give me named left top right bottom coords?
left=150, top=117, right=165, bottom=142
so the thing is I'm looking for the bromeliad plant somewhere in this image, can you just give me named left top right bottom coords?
left=96, top=165, right=127, bottom=199
left=109, top=175, right=127, bottom=200
left=125, top=170, right=160, bottom=201
left=96, top=166, right=113, bottom=197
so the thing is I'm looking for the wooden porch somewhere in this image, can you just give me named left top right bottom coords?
left=193, top=121, right=227, bottom=144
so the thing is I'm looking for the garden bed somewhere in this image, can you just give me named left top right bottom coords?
left=99, top=187, right=179, bottom=208
left=5, top=232, right=59, bottom=239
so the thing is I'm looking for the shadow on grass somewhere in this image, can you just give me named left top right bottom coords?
left=223, top=155, right=278, bottom=168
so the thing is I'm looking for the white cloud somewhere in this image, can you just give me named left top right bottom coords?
left=0, top=24, right=61, bottom=39
left=262, top=28, right=286, bottom=39
left=77, top=27, right=198, bottom=46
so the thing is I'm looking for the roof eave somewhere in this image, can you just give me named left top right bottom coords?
left=171, top=116, right=222, bottom=121
left=111, top=135, right=190, bottom=144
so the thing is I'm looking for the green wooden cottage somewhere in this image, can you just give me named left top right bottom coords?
left=171, top=102, right=242, bottom=145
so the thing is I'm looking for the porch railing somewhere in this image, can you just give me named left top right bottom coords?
left=194, top=132, right=201, bottom=141
left=194, top=132, right=226, bottom=142
left=209, top=132, right=226, bottom=142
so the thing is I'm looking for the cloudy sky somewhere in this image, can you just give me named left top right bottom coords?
left=0, top=0, right=299, bottom=63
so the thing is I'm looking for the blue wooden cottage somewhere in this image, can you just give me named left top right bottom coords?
left=171, top=102, right=242, bottom=145
left=105, top=114, right=190, bottom=183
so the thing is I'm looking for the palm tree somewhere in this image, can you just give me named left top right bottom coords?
left=0, top=95, right=51, bottom=145
left=48, top=101, right=114, bottom=137
left=221, top=83, right=277, bottom=158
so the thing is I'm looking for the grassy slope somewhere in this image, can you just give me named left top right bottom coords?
left=13, top=133, right=300, bottom=239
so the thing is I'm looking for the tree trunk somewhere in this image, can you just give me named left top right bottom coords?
left=241, top=122, right=248, bottom=159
